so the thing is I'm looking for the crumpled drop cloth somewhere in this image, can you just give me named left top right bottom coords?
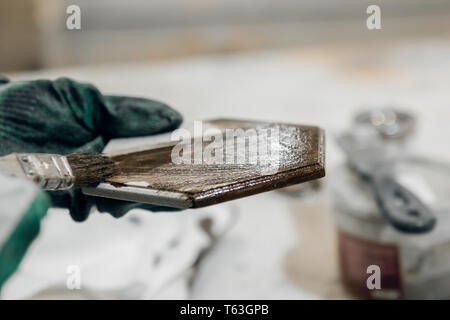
left=2, top=199, right=233, bottom=300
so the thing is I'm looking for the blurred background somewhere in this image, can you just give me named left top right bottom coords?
left=2, top=0, right=450, bottom=300
left=2, top=0, right=450, bottom=71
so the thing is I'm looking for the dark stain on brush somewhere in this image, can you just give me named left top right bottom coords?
left=67, top=153, right=121, bottom=187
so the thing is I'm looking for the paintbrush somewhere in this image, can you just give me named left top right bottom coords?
left=0, top=153, right=120, bottom=190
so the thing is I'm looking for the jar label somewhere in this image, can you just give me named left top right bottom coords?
left=338, top=231, right=402, bottom=299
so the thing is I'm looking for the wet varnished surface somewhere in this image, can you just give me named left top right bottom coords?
left=105, top=119, right=325, bottom=208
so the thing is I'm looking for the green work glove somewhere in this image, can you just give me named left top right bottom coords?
left=0, top=76, right=183, bottom=292
left=0, top=77, right=183, bottom=221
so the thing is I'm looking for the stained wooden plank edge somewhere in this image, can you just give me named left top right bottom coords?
left=190, top=128, right=326, bottom=208
left=193, top=163, right=325, bottom=207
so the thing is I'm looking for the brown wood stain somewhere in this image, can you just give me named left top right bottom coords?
left=106, top=119, right=325, bottom=208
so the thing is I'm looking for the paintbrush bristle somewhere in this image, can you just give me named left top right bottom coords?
left=66, top=153, right=121, bottom=187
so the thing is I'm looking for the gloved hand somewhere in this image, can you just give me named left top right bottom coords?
left=0, top=77, right=183, bottom=221
left=0, top=76, right=183, bottom=291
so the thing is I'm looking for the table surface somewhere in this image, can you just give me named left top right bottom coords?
left=7, top=35, right=450, bottom=299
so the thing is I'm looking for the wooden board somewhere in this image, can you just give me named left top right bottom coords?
left=82, top=119, right=325, bottom=208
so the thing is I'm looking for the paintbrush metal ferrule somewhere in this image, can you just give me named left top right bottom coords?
left=16, top=153, right=76, bottom=190
left=0, top=153, right=120, bottom=190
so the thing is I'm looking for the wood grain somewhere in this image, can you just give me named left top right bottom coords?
left=87, top=119, right=325, bottom=208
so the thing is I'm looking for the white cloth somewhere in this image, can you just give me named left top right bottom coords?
left=1, top=203, right=232, bottom=299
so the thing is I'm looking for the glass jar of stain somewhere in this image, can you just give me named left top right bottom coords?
left=330, top=108, right=450, bottom=299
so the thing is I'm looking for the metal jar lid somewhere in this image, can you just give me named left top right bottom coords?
left=354, top=107, right=416, bottom=140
